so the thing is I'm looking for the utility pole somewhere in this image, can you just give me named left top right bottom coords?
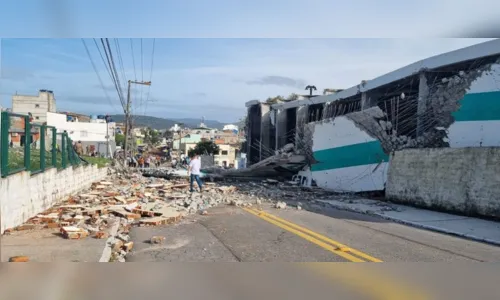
left=124, top=79, right=151, bottom=165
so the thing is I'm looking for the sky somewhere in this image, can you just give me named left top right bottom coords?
left=0, top=0, right=498, bottom=123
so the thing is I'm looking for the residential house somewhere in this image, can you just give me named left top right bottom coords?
left=47, top=112, right=116, bottom=157
left=214, top=140, right=237, bottom=168
left=12, top=89, right=56, bottom=124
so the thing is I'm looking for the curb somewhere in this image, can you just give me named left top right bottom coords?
left=98, top=220, right=120, bottom=262
left=317, top=200, right=500, bottom=247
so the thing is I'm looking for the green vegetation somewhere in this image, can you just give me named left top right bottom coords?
left=115, top=133, right=125, bottom=147
left=5, top=148, right=109, bottom=175
left=188, top=140, right=220, bottom=157
left=81, top=156, right=111, bottom=168
left=7, top=148, right=64, bottom=173
left=142, top=127, right=161, bottom=146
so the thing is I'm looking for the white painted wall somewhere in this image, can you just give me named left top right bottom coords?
left=448, top=63, right=500, bottom=147
left=312, top=117, right=377, bottom=151
left=0, top=165, right=109, bottom=233
left=47, top=112, right=114, bottom=142
left=311, top=117, right=388, bottom=192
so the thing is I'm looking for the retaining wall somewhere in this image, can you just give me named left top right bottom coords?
left=0, top=165, right=109, bottom=233
left=386, top=147, right=500, bottom=218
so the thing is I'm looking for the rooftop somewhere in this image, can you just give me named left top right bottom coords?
left=245, top=38, right=500, bottom=110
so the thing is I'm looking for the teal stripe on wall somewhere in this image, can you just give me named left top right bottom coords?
left=311, top=140, right=389, bottom=172
left=453, top=91, right=500, bottom=121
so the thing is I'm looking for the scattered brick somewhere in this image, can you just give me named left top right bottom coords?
left=123, top=241, right=134, bottom=251
left=94, top=231, right=109, bottom=239
left=15, top=224, right=36, bottom=231
left=60, top=226, right=89, bottom=239
left=9, top=256, right=29, bottom=262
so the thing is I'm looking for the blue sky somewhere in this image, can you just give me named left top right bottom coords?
left=0, top=0, right=498, bottom=122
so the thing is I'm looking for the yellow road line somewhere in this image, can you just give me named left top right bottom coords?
left=243, top=207, right=365, bottom=262
left=307, top=263, right=431, bottom=300
left=249, top=208, right=382, bottom=262
left=243, top=208, right=430, bottom=299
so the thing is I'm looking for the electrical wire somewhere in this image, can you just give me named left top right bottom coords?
left=113, top=38, right=128, bottom=93
left=99, top=38, right=126, bottom=110
left=143, top=38, right=156, bottom=117
left=81, top=39, right=118, bottom=113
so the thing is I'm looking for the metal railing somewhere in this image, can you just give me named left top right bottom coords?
left=0, top=111, right=84, bottom=178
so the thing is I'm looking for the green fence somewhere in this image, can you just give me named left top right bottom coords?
left=0, top=111, right=84, bottom=178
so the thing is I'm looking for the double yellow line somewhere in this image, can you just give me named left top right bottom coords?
left=243, top=207, right=431, bottom=299
left=243, top=207, right=382, bottom=263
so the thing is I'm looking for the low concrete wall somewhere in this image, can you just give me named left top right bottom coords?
left=0, top=165, right=109, bottom=233
left=386, top=147, right=500, bottom=218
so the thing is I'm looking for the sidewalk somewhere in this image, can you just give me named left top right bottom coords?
left=316, top=198, right=500, bottom=246
left=0, top=227, right=109, bottom=262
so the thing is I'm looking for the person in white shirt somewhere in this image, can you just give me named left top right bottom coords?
left=188, top=154, right=203, bottom=192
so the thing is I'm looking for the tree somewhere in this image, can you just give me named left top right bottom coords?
left=188, top=140, right=220, bottom=157
left=285, top=93, right=299, bottom=101
left=143, top=127, right=161, bottom=146
left=323, top=88, right=344, bottom=95
left=115, top=133, right=125, bottom=147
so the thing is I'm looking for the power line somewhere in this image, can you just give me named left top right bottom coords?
left=144, top=38, right=156, bottom=117
left=93, top=38, right=125, bottom=111
left=80, top=39, right=118, bottom=113
left=113, top=38, right=128, bottom=93
left=130, top=38, right=137, bottom=81
left=101, top=38, right=126, bottom=110
left=140, top=38, right=144, bottom=116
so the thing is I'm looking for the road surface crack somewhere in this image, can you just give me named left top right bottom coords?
left=198, top=221, right=242, bottom=262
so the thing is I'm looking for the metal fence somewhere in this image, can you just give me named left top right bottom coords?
left=0, top=111, right=84, bottom=178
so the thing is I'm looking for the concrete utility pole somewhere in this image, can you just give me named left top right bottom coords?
left=124, top=80, right=151, bottom=165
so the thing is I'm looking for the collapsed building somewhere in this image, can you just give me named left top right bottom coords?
left=245, top=39, right=500, bottom=193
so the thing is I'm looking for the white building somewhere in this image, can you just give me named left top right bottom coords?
left=47, top=112, right=116, bottom=156
left=12, top=90, right=57, bottom=123
left=223, top=124, right=238, bottom=131
left=169, top=124, right=182, bottom=132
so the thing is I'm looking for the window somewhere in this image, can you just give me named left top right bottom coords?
left=35, top=104, right=40, bottom=108
left=221, top=150, right=228, bottom=155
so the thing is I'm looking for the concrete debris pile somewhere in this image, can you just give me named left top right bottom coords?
left=140, top=167, right=188, bottom=179
left=205, top=143, right=307, bottom=179
left=228, top=179, right=339, bottom=205
left=3, top=171, right=256, bottom=262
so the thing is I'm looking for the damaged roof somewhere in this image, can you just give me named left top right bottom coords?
left=272, top=38, right=500, bottom=110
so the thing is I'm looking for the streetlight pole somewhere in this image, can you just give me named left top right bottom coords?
left=124, top=79, right=151, bottom=166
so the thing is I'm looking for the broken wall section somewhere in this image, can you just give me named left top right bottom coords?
left=345, top=59, right=499, bottom=153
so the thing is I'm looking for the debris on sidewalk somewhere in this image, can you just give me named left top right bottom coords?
left=275, top=201, right=287, bottom=209
left=3, top=166, right=355, bottom=262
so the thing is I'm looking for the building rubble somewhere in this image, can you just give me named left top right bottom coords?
left=203, top=143, right=308, bottom=179
left=4, top=166, right=401, bottom=262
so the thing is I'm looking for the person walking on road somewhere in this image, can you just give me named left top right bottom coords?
left=188, top=154, right=203, bottom=193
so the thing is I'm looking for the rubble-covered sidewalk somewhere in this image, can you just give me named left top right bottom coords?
left=0, top=169, right=336, bottom=262
left=3, top=168, right=499, bottom=262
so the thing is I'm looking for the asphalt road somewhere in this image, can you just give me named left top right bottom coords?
left=124, top=203, right=500, bottom=299
left=128, top=203, right=500, bottom=263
